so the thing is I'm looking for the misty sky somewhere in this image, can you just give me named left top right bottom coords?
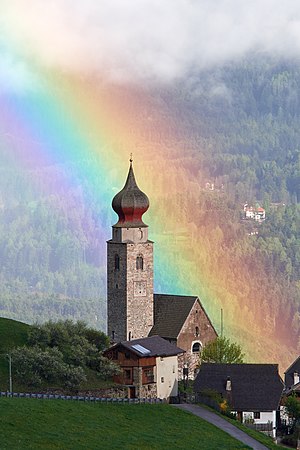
left=1, top=1, right=300, bottom=88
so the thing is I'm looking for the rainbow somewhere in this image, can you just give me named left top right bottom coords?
left=0, top=38, right=296, bottom=373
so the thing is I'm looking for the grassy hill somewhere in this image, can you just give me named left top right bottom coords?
left=0, top=399, right=251, bottom=450
left=0, top=317, right=30, bottom=392
left=0, top=317, right=116, bottom=392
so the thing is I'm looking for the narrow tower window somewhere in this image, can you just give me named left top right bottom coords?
left=114, top=254, right=120, bottom=271
left=195, top=326, right=199, bottom=337
left=136, top=255, right=143, bottom=270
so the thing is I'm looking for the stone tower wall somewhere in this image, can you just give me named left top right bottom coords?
left=126, top=241, right=153, bottom=340
left=107, top=239, right=153, bottom=342
left=107, top=242, right=128, bottom=342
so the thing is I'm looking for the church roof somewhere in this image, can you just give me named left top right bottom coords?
left=115, top=335, right=184, bottom=357
left=149, top=294, right=199, bottom=339
left=112, top=159, right=149, bottom=228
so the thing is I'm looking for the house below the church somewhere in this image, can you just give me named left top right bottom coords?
left=284, top=355, right=300, bottom=397
left=104, top=335, right=184, bottom=399
left=194, top=363, right=284, bottom=437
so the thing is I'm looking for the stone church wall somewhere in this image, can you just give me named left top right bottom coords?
left=177, top=299, right=217, bottom=379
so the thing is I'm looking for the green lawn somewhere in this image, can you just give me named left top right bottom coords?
left=0, top=318, right=29, bottom=391
left=0, top=398, right=251, bottom=449
left=0, top=317, right=29, bottom=351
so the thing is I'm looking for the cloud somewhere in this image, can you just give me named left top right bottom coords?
left=0, top=52, right=40, bottom=94
left=1, top=0, right=300, bottom=85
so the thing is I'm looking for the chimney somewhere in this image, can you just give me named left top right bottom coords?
left=294, top=372, right=299, bottom=385
left=226, top=376, right=232, bottom=391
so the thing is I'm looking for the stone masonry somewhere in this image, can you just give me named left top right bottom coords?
left=107, top=239, right=153, bottom=342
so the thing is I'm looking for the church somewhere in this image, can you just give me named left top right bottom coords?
left=107, top=158, right=217, bottom=378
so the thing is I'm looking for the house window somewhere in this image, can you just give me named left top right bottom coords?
left=144, top=368, right=154, bottom=383
left=195, top=326, right=199, bottom=337
left=192, top=342, right=201, bottom=353
left=114, top=254, right=120, bottom=271
left=254, top=412, right=260, bottom=419
left=125, top=352, right=131, bottom=360
left=136, top=255, right=143, bottom=270
left=124, top=369, right=131, bottom=380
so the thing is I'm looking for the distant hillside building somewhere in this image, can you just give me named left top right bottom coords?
left=107, top=159, right=217, bottom=379
left=243, top=203, right=266, bottom=222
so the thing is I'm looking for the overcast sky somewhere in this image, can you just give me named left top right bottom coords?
left=1, top=0, right=300, bottom=87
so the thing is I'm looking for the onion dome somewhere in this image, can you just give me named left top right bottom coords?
left=112, top=158, right=149, bottom=228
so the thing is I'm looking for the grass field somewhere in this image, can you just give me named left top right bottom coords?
left=0, top=398, right=251, bottom=450
left=0, top=317, right=29, bottom=391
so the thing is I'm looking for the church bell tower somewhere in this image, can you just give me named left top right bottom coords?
left=107, top=158, right=153, bottom=342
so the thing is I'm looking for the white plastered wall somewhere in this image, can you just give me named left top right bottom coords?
left=156, top=355, right=178, bottom=399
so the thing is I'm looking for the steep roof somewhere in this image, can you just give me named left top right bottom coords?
left=114, top=335, right=184, bottom=358
left=149, top=294, right=216, bottom=339
left=194, top=363, right=283, bottom=411
left=285, top=381, right=300, bottom=396
left=284, top=355, right=300, bottom=389
left=149, top=294, right=198, bottom=339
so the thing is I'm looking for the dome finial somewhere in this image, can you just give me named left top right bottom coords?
left=112, top=159, right=149, bottom=228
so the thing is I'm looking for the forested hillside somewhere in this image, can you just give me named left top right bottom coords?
left=0, top=57, right=299, bottom=357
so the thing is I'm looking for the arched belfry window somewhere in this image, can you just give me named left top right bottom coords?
left=114, top=254, right=120, bottom=271
left=136, top=255, right=143, bottom=270
left=192, top=342, right=201, bottom=353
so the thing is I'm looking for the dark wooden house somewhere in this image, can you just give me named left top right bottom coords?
left=104, top=335, right=184, bottom=399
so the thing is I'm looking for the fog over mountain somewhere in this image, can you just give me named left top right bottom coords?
left=1, top=1, right=300, bottom=87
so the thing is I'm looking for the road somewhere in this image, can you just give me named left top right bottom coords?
left=172, top=404, right=269, bottom=450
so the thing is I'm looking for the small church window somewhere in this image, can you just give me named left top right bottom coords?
left=128, top=331, right=131, bottom=341
left=136, top=255, right=143, bottom=270
left=195, top=326, right=199, bottom=337
left=114, top=254, right=120, bottom=271
left=192, top=342, right=201, bottom=353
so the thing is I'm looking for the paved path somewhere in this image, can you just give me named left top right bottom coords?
left=172, top=404, right=269, bottom=450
